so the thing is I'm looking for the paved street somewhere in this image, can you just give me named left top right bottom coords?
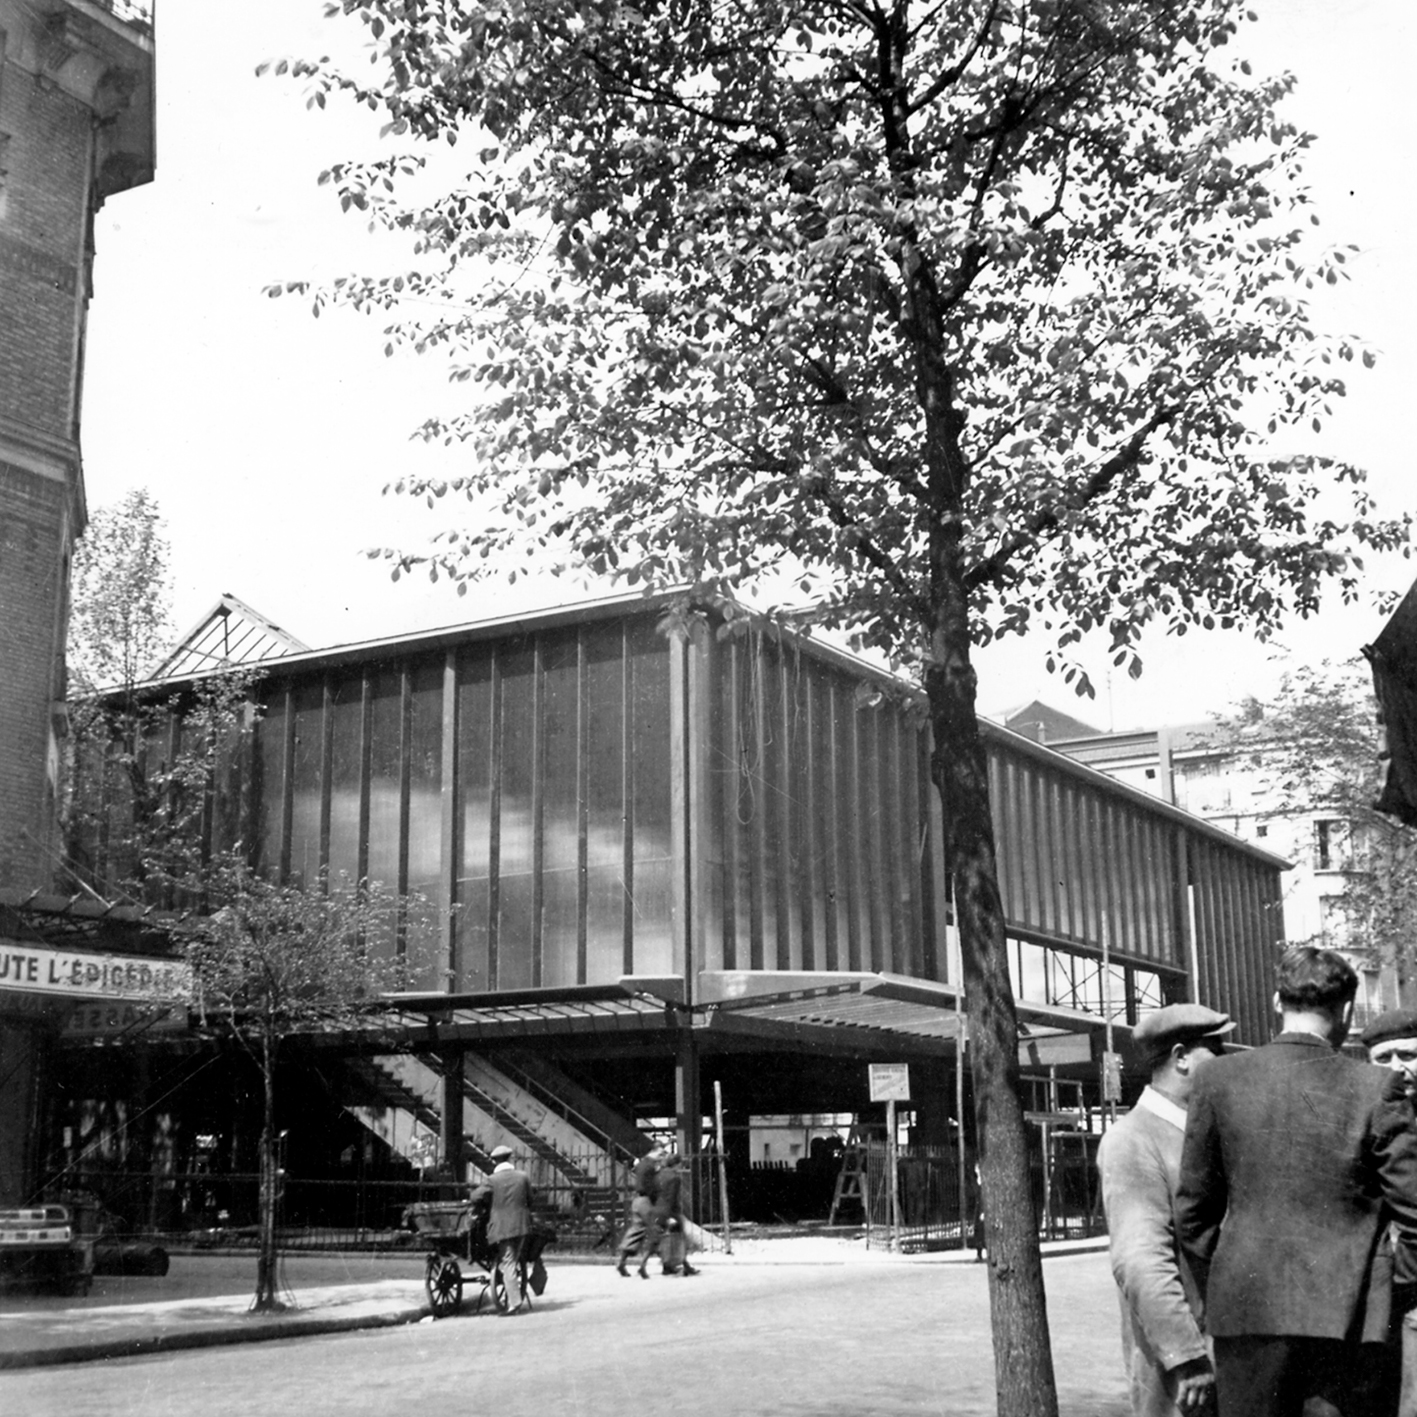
left=0, top=1251, right=1129, bottom=1416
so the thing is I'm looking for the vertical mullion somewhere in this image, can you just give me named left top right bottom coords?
left=864, top=710, right=888, bottom=972
left=1172, top=826, right=1193, bottom=997
left=668, top=628, right=692, bottom=984
left=748, top=636, right=768, bottom=971
left=577, top=628, right=589, bottom=985
left=799, top=660, right=819, bottom=971
left=686, top=621, right=711, bottom=993
left=319, top=679, right=334, bottom=884
left=279, top=684, right=295, bottom=884
left=397, top=665, right=412, bottom=899
left=822, top=677, right=842, bottom=972
left=356, top=673, right=372, bottom=886
left=844, top=708, right=866, bottom=971
left=242, top=686, right=261, bottom=870
left=489, top=647, right=504, bottom=989
left=531, top=637, right=546, bottom=988
left=774, top=645, right=794, bottom=970
left=720, top=638, right=741, bottom=972
left=441, top=649, right=460, bottom=992
left=621, top=625, right=635, bottom=975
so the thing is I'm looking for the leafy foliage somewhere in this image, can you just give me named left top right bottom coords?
left=1218, top=660, right=1417, bottom=975
left=184, top=858, right=431, bottom=1311
left=62, top=492, right=252, bottom=902
left=269, top=2, right=1410, bottom=1401
left=278, top=0, right=1406, bottom=690
left=65, top=668, right=260, bottom=903
left=69, top=488, right=173, bottom=696
left=186, top=861, right=423, bottom=1047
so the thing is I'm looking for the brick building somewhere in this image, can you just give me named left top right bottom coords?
left=0, top=0, right=155, bottom=1203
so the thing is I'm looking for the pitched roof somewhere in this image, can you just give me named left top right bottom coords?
left=999, top=698, right=1101, bottom=744
left=149, top=593, right=309, bottom=679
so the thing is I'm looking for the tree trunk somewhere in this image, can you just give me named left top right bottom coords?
left=254, top=1033, right=280, bottom=1312
left=927, top=647, right=1058, bottom=1417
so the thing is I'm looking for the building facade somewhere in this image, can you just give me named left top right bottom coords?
left=0, top=0, right=155, bottom=1203
left=46, top=593, right=1289, bottom=1233
left=1016, top=703, right=1406, bottom=1023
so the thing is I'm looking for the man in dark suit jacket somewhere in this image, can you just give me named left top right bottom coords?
left=471, top=1144, right=535, bottom=1312
left=654, top=1152, right=699, bottom=1277
left=1176, top=945, right=1417, bottom=1417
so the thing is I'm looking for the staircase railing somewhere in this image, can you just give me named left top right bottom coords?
left=483, top=1055, right=643, bottom=1170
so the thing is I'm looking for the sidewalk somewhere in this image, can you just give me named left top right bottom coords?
left=0, top=1235, right=1107, bottom=1370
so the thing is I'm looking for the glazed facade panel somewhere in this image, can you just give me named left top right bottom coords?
left=83, top=604, right=1286, bottom=1042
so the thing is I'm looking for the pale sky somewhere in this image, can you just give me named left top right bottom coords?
left=81, top=0, right=1416, bottom=729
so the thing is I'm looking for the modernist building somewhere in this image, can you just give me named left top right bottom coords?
left=0, top=0, right=155, bottom=1204
left=47, top=591, right=1289, bottom=1228
left=1008, top=694, right=1407, bottom=1022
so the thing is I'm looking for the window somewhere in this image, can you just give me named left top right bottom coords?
left=1315, top=819, right=1349, bottom=872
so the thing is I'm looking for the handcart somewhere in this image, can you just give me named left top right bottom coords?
left=403, top=1199, right=555, bottom=1319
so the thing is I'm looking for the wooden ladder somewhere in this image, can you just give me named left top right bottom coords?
left=827, top=1126, right=873, bottom=1224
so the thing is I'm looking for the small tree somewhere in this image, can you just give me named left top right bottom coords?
left=68, top=487, right=173, bottom=699
left=185, top=860, right=425, bottom=1313
left=273, top=4, right=1410, bottom=1407
left=1218, top=661, right=1417, bottom=980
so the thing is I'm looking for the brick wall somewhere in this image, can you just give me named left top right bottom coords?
left=0, top=462, right=69, bottom=889
left=0, top=58, right=91, bottom=439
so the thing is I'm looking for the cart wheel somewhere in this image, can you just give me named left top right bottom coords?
left=425, top=1256, right=463, bottom=1318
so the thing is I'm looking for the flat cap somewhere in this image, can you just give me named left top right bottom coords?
left=1133, top=1003, right=1234, bottom=1061
left=1359, top=1009, right=1417, bottom=1049
left=488, top=1144, right=514, bottom=1162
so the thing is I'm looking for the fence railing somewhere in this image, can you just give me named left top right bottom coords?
left=47, top=1134, right=1105, bottom=1257
left=49, top=1149, right=648, bottom=1256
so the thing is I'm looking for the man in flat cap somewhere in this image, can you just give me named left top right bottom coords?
left=1362, top=1009, right=1417, bottom=1103
left=471, top=1143, right=535, bottom=1312
left=1099, top=1002, right=1233, bottom=1416
left=1177, top=945, right=1417, bottom=1417
left=1362, top=1008, right=1417, bottom=1402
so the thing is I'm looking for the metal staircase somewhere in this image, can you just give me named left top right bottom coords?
left=345, top=1050, right=639, bottom=1195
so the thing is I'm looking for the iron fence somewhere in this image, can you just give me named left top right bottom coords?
left=50, top=1154, right=636, bottom=1255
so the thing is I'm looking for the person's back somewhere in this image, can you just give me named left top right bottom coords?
left=484, top=1162, right=534, bottom=1244
left=1180, top=1035, right=1407, bottom=1341
left=1176, top=944, right=1417, bottom=1417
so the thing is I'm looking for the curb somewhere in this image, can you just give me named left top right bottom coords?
left=0, top=1303, right=430, bottom=1371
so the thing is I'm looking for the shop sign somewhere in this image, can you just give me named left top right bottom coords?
left=0, top=939, right=190, bottom=1003
left=61, top=1000, right=188, bottom=1039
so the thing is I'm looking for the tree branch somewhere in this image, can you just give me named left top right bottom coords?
left=907, top=0, right=1002, bottom=115
left=963, top=410, right=1176, bottom=592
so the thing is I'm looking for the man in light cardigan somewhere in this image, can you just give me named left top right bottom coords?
left=1099, top=1003, right=1235, bottom=1416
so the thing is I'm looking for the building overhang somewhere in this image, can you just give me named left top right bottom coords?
left=375, top=970, right=1123, bottom=1068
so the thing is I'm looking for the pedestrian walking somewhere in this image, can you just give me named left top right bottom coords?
left=655, top=1151, right=699, bottom=1276
left=470, top=1144, right=535, bottom=1313
left=616, top=1142, right=668, bottom=1278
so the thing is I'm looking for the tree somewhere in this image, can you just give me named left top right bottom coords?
left=1218, top=660, right=1417, bottom=980
left=64, top=496, right=428, bottom=1312
left=275, top=3, right=1409, bottom=1407
left=64, top=490, right=255, bottom=904
left=68, top=487, right=173, bottom=699
left=184, top=862, right=423, bottom=1312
